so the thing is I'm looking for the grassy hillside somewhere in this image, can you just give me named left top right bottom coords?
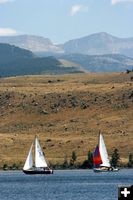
left=0, top=72, right=133, bottom=168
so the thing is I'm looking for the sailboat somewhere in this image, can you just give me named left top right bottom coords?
left=93, top=133, right=119, bottom=172
left=23, top=136, right=53, bottom=175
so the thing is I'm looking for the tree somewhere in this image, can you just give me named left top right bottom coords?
left=81, top=151, right=93, bottom=169
left=63, top=154, right=69, bottom=168
left=70, top=151, right=77, bottom=166
left=3, top=163, right=8, bottom=170
left=111, top=148, right=120, bottom=167
left=87, top=151, right=93, bottom=168
left=127, top=153, right=133, bottom=168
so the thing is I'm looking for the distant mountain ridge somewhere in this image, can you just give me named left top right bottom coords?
left=0, top=32, right=133, bottom=57
left=58, top=53, right=133, bottom=72
left=0, top=43, right=34, bottom=64
left=62, top=32, right=133, bottom=57
left=1, top=33, right=133, bottom=76
left=0, top=43, right=83, bottom=77
left=0, top=35, right=63, bottom=53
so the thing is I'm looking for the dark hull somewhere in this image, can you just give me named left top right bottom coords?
left=23, top=169, right=53, bottom=175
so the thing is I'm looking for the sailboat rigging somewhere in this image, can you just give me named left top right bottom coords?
left=23, top=136, right=53, bottom=175
left=93, top=133, right=119, bottom=172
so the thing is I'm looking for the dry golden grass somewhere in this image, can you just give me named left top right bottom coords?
left=0, top=72, right=133, bottom=167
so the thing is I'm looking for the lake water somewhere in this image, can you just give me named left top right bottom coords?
left=0, top=169, right=132, bottom=200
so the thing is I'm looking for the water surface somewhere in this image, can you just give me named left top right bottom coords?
left=0, top=169, right=132, bottom=200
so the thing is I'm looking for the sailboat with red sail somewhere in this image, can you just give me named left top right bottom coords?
left=93, top=133, right=119, bottom=172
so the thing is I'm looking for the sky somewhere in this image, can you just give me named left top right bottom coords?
left=0, top=0, right=133, bottom=43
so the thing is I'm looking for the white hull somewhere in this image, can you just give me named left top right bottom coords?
left=93, top=167, right=119, bottom=173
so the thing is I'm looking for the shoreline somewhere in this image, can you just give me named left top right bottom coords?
left=0, top=167, right=132, bottom=172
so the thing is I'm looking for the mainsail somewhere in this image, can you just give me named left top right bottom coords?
left=23, top=144, right=33, bottom=170
left=35, top=137, right=48, bottom=168
left=99, top=134, right=110, bottom=167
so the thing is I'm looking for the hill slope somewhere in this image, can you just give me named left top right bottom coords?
left=0, top=43, right=84, bottom=77
left=0, top=73, right=133, bottom=167
left=0, top=43, right=34, bottom=63
left=58, top=54, right=133, bottom=72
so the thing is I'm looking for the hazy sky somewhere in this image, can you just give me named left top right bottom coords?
left=0, top=0, right=133, bottom=43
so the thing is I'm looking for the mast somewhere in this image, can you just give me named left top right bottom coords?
left=98, top=130, right=100, bottom=147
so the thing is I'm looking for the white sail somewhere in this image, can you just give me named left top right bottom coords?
left=35, top=137, right=48, bottom=168
left=99, top=134, right=111, bottom=167
left=23, top=144, right=33, bottom=170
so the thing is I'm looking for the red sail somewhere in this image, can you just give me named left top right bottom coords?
left=93, top=145, right=102, bottom=166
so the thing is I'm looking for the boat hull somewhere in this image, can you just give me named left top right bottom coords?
left=23, top=169, right=53, bottom=175
left=93, top=167, right=119, bottom=173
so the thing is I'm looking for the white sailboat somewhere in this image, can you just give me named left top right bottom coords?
left=93, top=133, right=119, bottom=172
left=23, top=136, right=53, bottom=175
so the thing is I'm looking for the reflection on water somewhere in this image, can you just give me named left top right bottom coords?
left=0, top=169, right=132, bottom=200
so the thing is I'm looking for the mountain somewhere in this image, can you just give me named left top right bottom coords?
left=58, top=53, right=133, bottom=72
left=1, top=33, right=133, bottom=73
left=0, top=57, right=84, bottom=77
left=1, top=33, right=133, bottom=57
left=62, top=32, right=133, bottom=57
left=0, top=35, right=63, bottom=53
left=0, top=43, right=34, bottom=63
left=0, top=43, right=84, bottom=77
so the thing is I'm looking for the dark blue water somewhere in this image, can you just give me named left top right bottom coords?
left=0, top=169, right=132, bottom=200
